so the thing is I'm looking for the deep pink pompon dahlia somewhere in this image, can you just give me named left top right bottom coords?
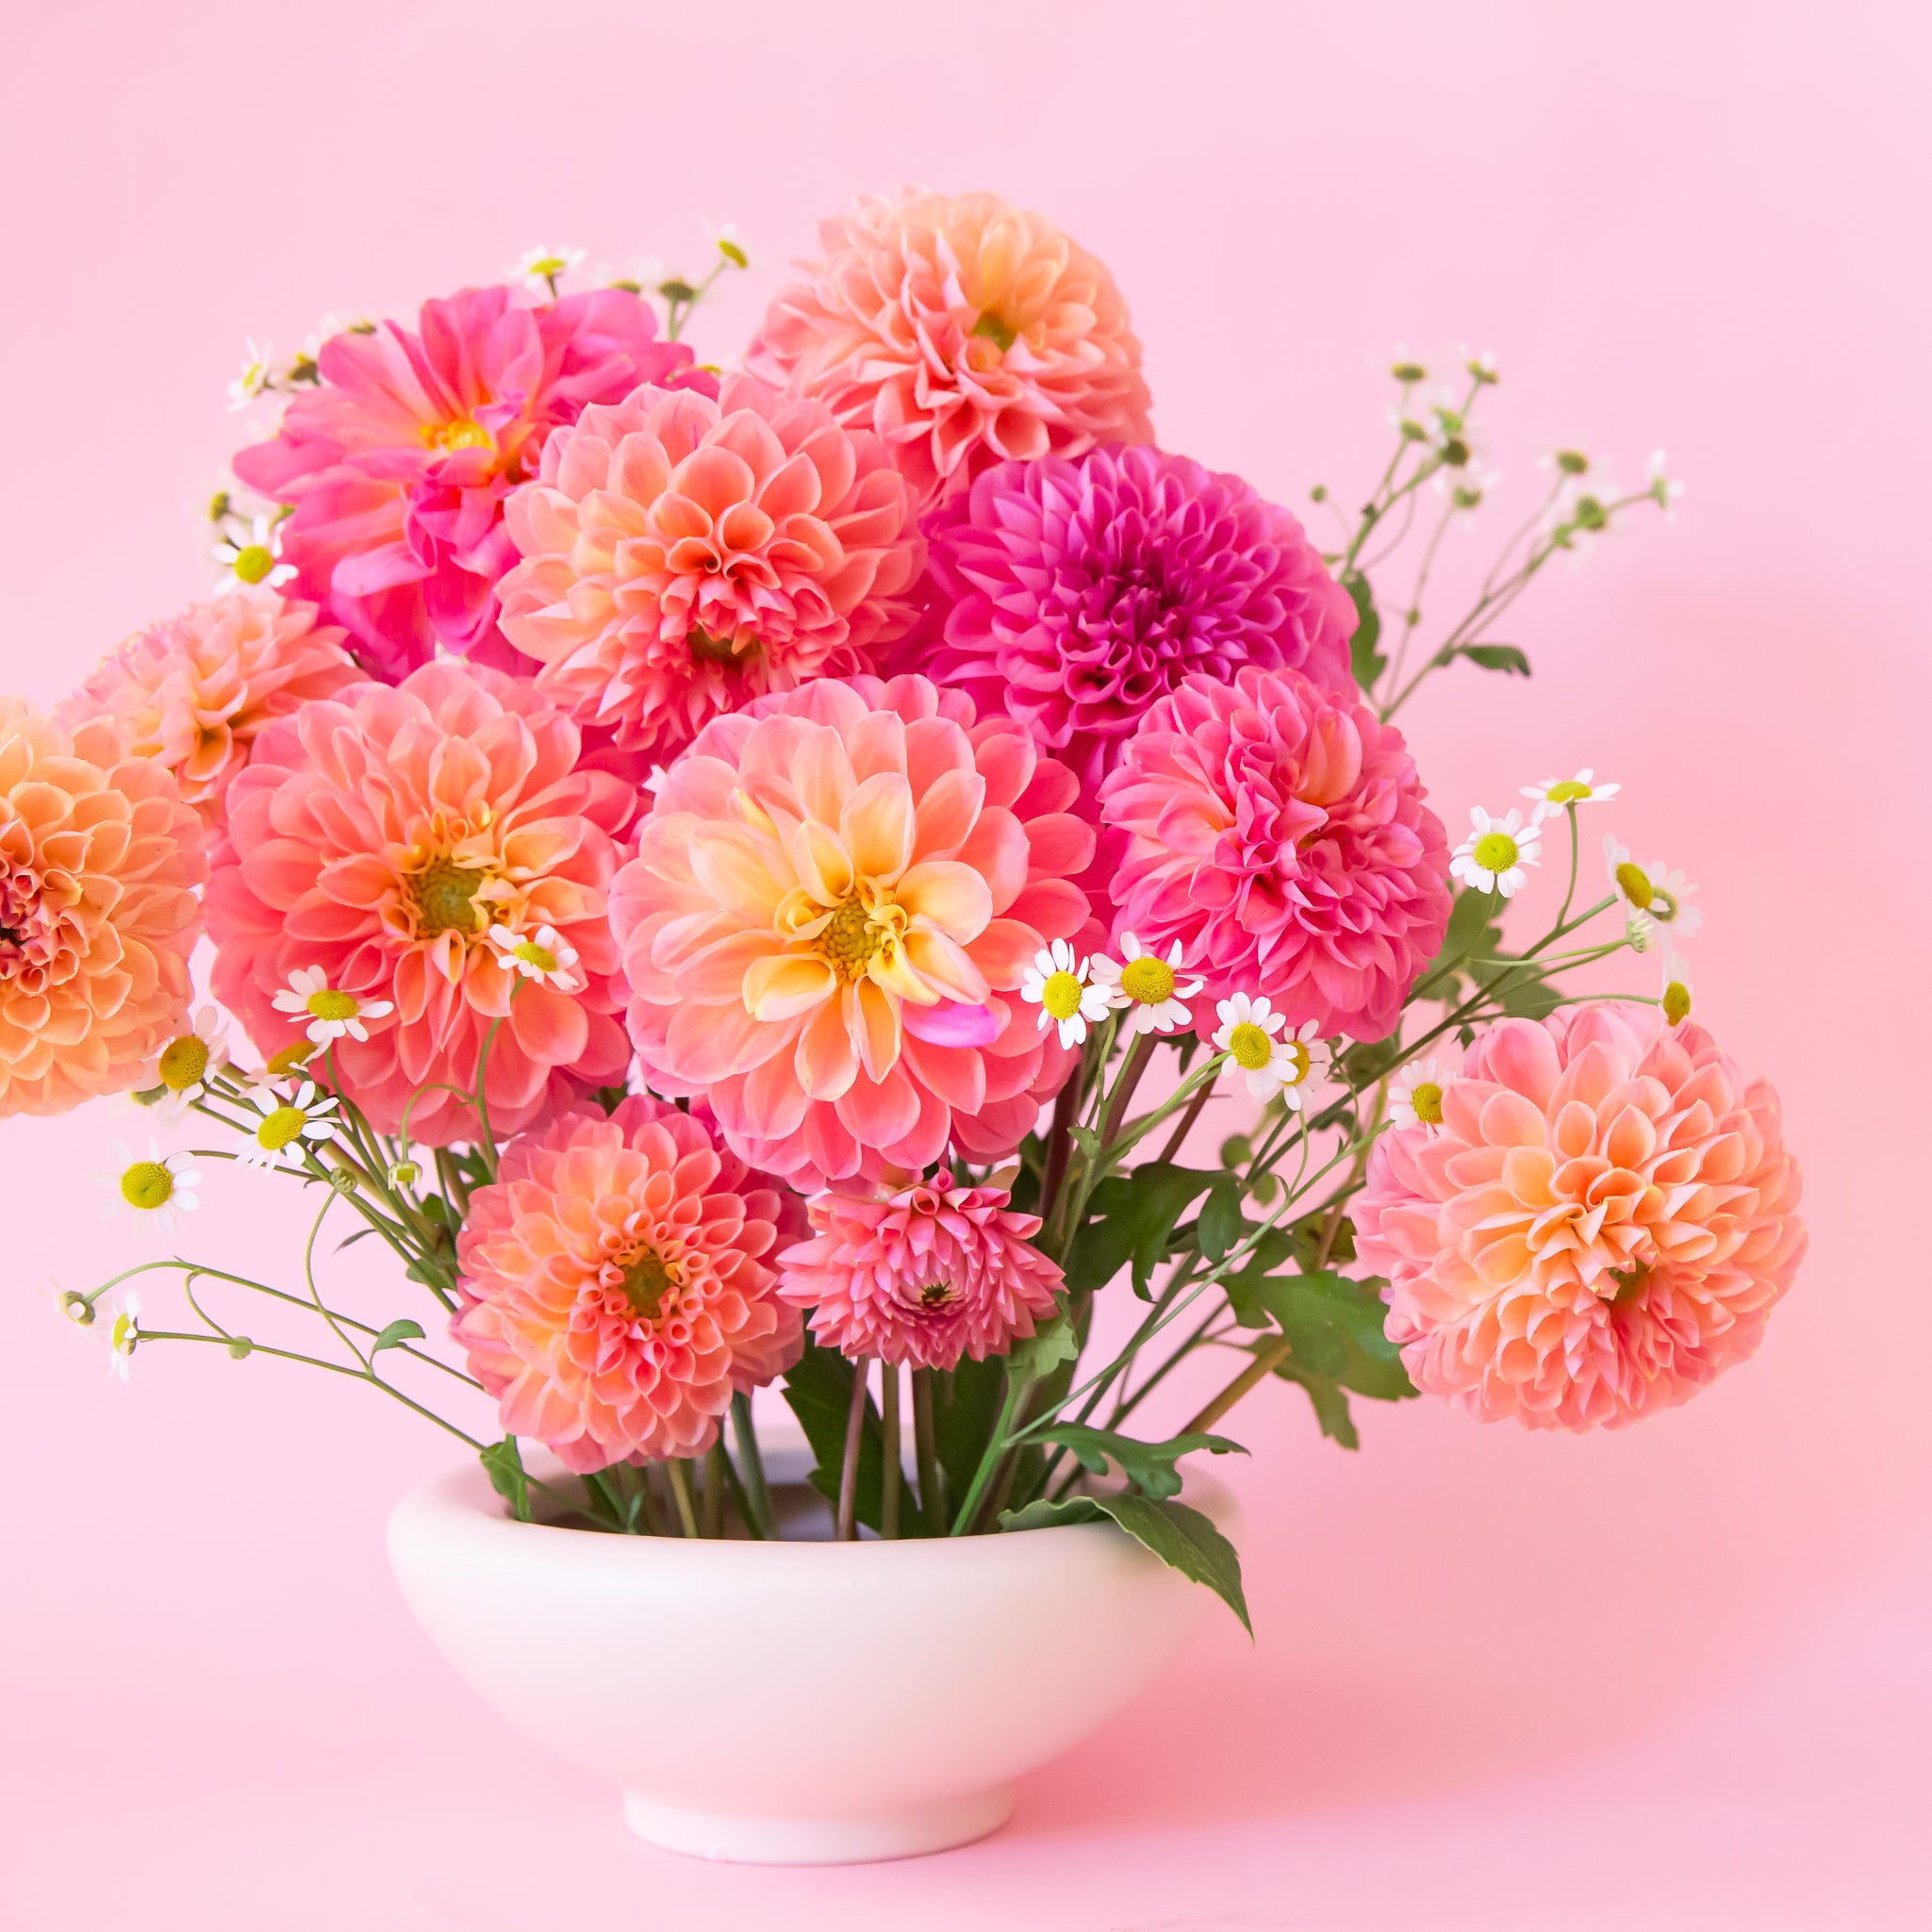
left=498, top=374, right=924, bottom=762
left=609, top=674, right=1094, bottom=1190
left=900, top=445, right=1357, bottom=807
left=234, top=287, right=712, bottom=681
left=454, top=1097, right=803, bottom=1470
left=1097, top=665, right=1451, bottom=1042
left=1354, top=1004, right=1806, bottom=1431
left=778, top=1170, right=1063, bottom=1371
left=746, top=188, right=1151, bottom=509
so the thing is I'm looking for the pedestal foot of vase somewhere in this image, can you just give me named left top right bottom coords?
left=620, top=1784, right=1014, bottom=1864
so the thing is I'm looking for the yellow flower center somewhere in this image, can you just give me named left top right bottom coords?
left=1615, top=861, right=1654, bottom=909
left=422, top=416, right=495, bottom=456
left=305, top=988, right=359, bottom=1022
left=120, top=1162, right=174, bottom=1211
left=512, top=939, right=559, bottom=974
left=1281, top=1040, right=1312, bottom=1086
left=1473, top=832, right=1520, bottom=874
left=233, top=544, right=275, bottom=585
left=409, top=858, right=488, bottom=936
left=1663, top=980, right=1693, bottom=1025
left=266, top=1040, right=316, bottom=1076
left=618, top=1247, right=680, bottom=1322
left=818, top=897, right=888, bottom=983
left=1041, top=970, right=1083, bottom=1021
left=1410, top=1080, right=1445, bottom=1125
left=1546, top=780, right=1593, bottom=804
left=970, top=311, right=1016, bottom=353
left=157, top=1035, right=209, bottom=1091
left=111, top=1310, right=138, bottom=1353
left=1119, top=956, right=1175, bottom=1005
left=257, top=1105, right=306, bottom=1151
left=1227, top=1021, right=1273, bottom=1071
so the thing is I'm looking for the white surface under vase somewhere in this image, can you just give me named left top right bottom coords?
left=387, top=1447, right=1243, bottom=1865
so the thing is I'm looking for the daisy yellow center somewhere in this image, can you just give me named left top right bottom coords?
left=526, top=256, right=569, bottom=279
left=111, top=1311, right=137, bottom=1352
left=157, top=1035, right=209, bottom=1091
left=1041, top=970, right=1083, bottom=1021
left=266, top=1041, right=316, bottom=1076
left=233, top=544, right=275, bottom=585
left=1663, top=980, right=1693, bottom=1025
left=1227, top=1022, right=1273, bottom=1071
left=970, top=311, right=1017, bottom=353
left=819, top=897, right=887, bottom=983
left=422, top=416, right=494, bottom=455
left=120, top=1162, right=174, bottom=1211
left=1545, top=780, right=1593, bottom=804
left=1120, top=956, right=1175, bottom=1005
left=618, top=1247, right=679, bottom=1323
left=1615, top=861, right=1654, bottom=909
left=1281, top=1040, right=1312, bottom=1086
left=512, top=939, right=559, bottom=974
left=409, top=859, right=487, bottom=936
left=1410, top=1080, right=1445, bottom=1125
left=257, top=1106, right=306, bottom=1151
left=305, top=989, right=359, bottom=1022
left=1473, top=831, right=1520, bottom=873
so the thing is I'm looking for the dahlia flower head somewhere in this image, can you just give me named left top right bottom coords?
left=498, top=374, right=924, bottom=762
left=56, top=589, right=358, bottom=832
left=206, top=660, right=635, bottom=1145
left=1354, top=1004, right=1806, bottom=1431
left=454, top=1097, right=803, bottom=1471
left=611, top=673, right=1095, bottom=1190
left=1098, top=665, right=1451, bottom=1042
left=904, top=445, right=1356, bottom=806
left=233, top=286, right=712, bottom=681
left=0, top=701, right=205, bottom=1115
left=746, top=187, right=1152, bottom=509
left=778, top=1170, right=1064, bottom=1371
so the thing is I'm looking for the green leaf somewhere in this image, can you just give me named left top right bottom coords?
left=932, top=1353, right=1006, bottom=1511
left=1064, top=1164, right=1220, bottom=1297
left=1227, top=1266, right=1413, bottom=1399
left=1034, top=1425, right=1247, bottom=1500
left=780, top=1342, right=919, bottom=1536
left=479, top=1438, right=531, bottom=1522
left=999, top=1494, right=1105, bottom=1531
left=1461, top=643, right=1531, bottom=676
left=1197, top=1177, right=1243, bottom=1263
left=335, top=1228, right=378, bottom=1254
left=371, top=1318, right=425, bottom=1355
left=1271, top=1361, right=1362, bottom=1448
left=1007, top=1313, right=1078, bottom=1383
left=1344, top=571, right=1385, bottom=690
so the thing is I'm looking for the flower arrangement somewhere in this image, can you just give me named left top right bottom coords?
left=13, top=190, right=1804, bottom=1634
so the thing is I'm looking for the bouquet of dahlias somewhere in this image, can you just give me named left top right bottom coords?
left=8, top=192, right=1806, bottom=1629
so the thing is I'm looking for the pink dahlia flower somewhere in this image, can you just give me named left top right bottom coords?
left=56, top=590, right=358, bottom=832
left=206, top=661, right=635, bottom=1145
left=233, top=287, right=711, bottom=680
left=778, top=1170, right=1063, bottom=1370
left=902, top=447, right=1356, bottom=804
left=610, top=673, right=1094, bottom=1189
left=0, top=701, right=205, bottom=1115
left=454, top=1097, right=803, bottom=1470
left=1097, top=666, right=1450, bottom=1042
left=746, top=188, right=1152, bottom=508
left=497, top=375, right=924, bottom=761
left=1355, top=1004, right=1807, bottom=1431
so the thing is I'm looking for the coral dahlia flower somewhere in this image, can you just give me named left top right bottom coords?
left=903, top=446, right=1356, bottom=802
left=454, top=1097, right=802, bottom=1470
left=233, top=286, right=711, bottom=680
left=0, top=702, right=205, bottom=1115
left=610, top=674, right=1094, bottom=1189
left=497, top=375, right=923, bottom=760
left=1355, top=1004, right=1806, bottom=1431
left=1098, top=666, right=1451, bottom=1042
left=746, top=188, right=1151, bottom=508
left=57, top=589, right=358, bottom=832
left=778, top=1170, right=1064, bottom=1370
left=206, top=661, right=635, bottom=1145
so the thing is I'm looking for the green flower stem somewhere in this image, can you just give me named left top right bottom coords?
left=912, top=1368, right=946, bottom=1535
left=665, top=1459, right=701, bottom=1538
left=730, top=1393, right=774, bottom=1539
left=879, top=1364, right=901, bottom=1541
left=701, top=1442, right=728, bottom=1539
left=835, top=1358, right=868, bottom=1542
left=471, top=1015, right=507, bottom=1181
left=949, top=1366, right=1024, bottom=1536
left=1153, top=1075, right=1217, bottom=1166
left=712, top=1437, right=765, bottom=1540
left=300, top=1193, right=368, bottom=1371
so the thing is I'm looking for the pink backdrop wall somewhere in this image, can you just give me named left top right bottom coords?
left=3, top=2, right=1926, bottom=1925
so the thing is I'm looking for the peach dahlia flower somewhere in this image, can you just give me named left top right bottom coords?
left=206, top=662, right=635, bottom=1145
left=746, top=188, right=1152, bottom=508
left=1354, top=1004, right=1806, bottom=1431
left=454, top=1097, right=802, bottom=1470
left=0, top=701, right=206, bottom=1115
left=498, top=375, right=923, bottom=760
left=57, top=590, right=358, bottom=832
left=610, top=674, right=1094, bottom=1188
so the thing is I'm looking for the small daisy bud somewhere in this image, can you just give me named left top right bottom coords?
left=330, top=1165, right=359, bottom=1196
left=388, top=1160, right=420, bottom=1190
left=1555, top=450, right=1590, bottom=474
left=1391, top=360, right=1427, bottom=384
left=59, top=1291, right=95, bottom=1327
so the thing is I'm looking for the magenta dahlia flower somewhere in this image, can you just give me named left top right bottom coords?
left=1354, top=1004, right=1807, bottom=1431
left=497, top=374, right=924, bottom=761
left=609, top=673, right=1093, bottom=1190
left=901, top=446, right=1356, bottom=803
left=454, top=1097, right=803, bottom=1469
left=233, top=287, right=711, bottom=680
left=206, top=661, right=635, bottom=1144
left=778, top=1170, right=1063, bottom=1370
left=1098, top=666, right=1451, bottom=1042
left=746, top=188, right=1151, bottom=508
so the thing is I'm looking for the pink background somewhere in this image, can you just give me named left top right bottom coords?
left=3, top=1, right=1927, bottom=1925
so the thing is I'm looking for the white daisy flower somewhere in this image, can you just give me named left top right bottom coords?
left=487, top=922, right=586, bottom=993
left=507, top=245, right=586, bottom=293
left=1019, top=938, right=1111, bottom=1050
left=1450, top=806, right=1543, bottom=898
left=1604, top=839, right=1701, bottom=935
left=37, top=1278, right=96, bottom=1328
left=1211, top=993, right=1306, bottom=1101
left=237, top=1080, right=340, bottom=1171
left=702, top=218, right=751, bottom=268
left=596, top=254, right=669, bottom=293
left=245, top=1040, right=321, bottom=1089
left=97, top=1141, right=201, bottom=1238
left=272, top=966, right=394, bottom=1046
left=212, top=513, right=297, bottom=596
left=1521, top=768, right=1620, bottom=812
left=1089, top=933, right=1204, bottom=1037
left=1647, top=449, right=1687, bottom=521
left=225, top=338, right=273, bottom=411
left=141, top=1006, right=231, bottom=1123
left=1390, top=1057, right=1454, bottom=1131
left=1435, top=463, right=1501, bottom=516
left=1660, top=946, right=1694, bottom=1026
left=107, top=1289, right=142, bottom=1380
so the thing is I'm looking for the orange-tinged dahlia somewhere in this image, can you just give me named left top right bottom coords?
left=0, top=700, right=206, bottom=1115
left=453, top=1097, right=803, bottom=1469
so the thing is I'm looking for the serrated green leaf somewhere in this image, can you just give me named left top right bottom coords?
left=371, top=1317, right=425, bottom=1355
left=932, top=1353, right=1005, bottom=1510
left=999, top=1494, right=1105, bottom=1531
left=1461, top=643, right=1530, bottom=675
left=1034, top=1425, right=1247, bottom=1500
left=1064, top=1164, right=1219, bottom=1296
left=1007, top=1314, right=1079, bottom=1383
left=479, top=1438, right=531, bottom=1522
left=1271, top=1361, right=1362, bottom=1448
left=1345, top=572, right=1385, bottom=690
